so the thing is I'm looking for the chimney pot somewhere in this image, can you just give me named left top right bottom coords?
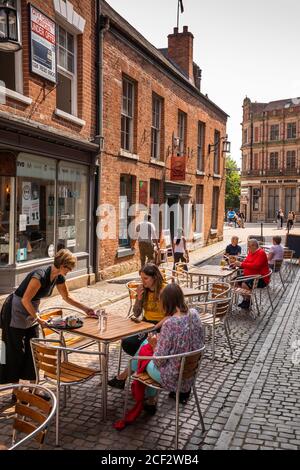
left=183, top=26, right=188, bottom=33
left=173, top=27, right=179, bottom=34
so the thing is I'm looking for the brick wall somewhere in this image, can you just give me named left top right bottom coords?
left=99, top=28, right=226, bottom=278
left=0, top=0, right=96, bottom=141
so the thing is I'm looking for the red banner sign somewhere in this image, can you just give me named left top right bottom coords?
left=171, top=155, right=186, bottom=181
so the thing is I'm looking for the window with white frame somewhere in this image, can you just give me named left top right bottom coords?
left=286, top=150, right=296, bottom=169
left=177, top=111, right=187, bottom=156
left=0, top=0, right=22, bottom=93
left=151, top=94, right=162, bottom=160
left=121, top=77, right=135, bottom=152
left=197, top=121, right=205, bottom=171
left=56, top=24, right=76, bottom=115
left=287, top=122, right=296, bottom=140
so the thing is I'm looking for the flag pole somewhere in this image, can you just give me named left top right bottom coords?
left=177, top=0, right=180, bottom=29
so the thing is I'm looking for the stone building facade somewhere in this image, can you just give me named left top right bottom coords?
left=241, top=97, right=300, bottom=222
left=99, top=1, right=228, bottom=279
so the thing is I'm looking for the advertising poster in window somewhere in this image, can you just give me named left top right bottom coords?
left=29, top=5, right=57, bottom=83
left=22, top=182, right=40, bottom=226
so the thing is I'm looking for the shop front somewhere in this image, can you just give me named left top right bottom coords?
left=0, top=121, right=98, bottom=294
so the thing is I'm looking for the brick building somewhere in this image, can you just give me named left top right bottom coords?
left=99, top=0, right=228, bottom=279
left=241, top=96, right=300, bottom=222
left=0, top=0, right=99, bottom=293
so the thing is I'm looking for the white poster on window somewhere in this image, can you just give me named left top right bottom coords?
left=22, top=182, right=40, bottom=226
left=19, top=214, right=27, bottom=232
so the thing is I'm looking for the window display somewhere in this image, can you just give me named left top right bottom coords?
left=57, top=162, right=88, bottom=253
left=16, top=154, right=56, bottom=263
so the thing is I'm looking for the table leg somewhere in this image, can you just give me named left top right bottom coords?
left=100, top=341, right=109, bottom=421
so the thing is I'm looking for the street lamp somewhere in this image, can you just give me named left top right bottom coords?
left=0, top=0, right=21, bottom=52
left=208, top=135, right=231, bottom=154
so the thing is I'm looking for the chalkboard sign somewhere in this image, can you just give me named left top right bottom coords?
left=286, top=234, right=300, bottom=258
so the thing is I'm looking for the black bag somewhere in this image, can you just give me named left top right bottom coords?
left=0, top=294, right=13, bottom=330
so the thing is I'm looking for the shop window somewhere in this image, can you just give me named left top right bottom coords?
left=57, top=25, right=76, bottom=115
left=0, top=176, right=13, bottom=266
left=57, top=162, right=88, bottom=254
left=252, top=188, right=261, bottom=212
left=16, top=154, right=56, bottom=263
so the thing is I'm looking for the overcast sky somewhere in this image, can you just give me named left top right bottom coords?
left=107, top=0, right=300, bottom=164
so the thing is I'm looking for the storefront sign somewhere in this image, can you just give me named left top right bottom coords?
left=29, top=5, right=57, bottom=83
left=171, top=156, right=186, bottom=181
left=139, top=181, right=148, bottom=206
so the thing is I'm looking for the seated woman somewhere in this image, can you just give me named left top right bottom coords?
left=131, top=283, right=205, bottom=414
left=268, top=236, right=284, bottom=270
left=108, top=263, right=167, bottom=389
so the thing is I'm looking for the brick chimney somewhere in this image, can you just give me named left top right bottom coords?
left=167, top=26, right=194, bottom=83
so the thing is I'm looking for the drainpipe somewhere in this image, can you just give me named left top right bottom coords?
left=94, top=0, right=109, bottom=281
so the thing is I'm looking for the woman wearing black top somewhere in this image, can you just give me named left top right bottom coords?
left=0, top=249, right=95, bottom=385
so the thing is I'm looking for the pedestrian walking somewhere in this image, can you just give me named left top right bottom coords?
left=287, top=211, right=294, bottom=231
left=279, top=209, right=284, bottom=228
left=276, top=210, right=281, bottom=230
left=136, top=214, right=160, bottom=268
left=172, top=228, right=189, bottom=271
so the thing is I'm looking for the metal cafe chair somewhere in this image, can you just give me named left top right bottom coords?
left=124, top=346, right=206, bottom=449
left=31, top=338, right=106, bottom=446
left=230, top=274, right=260, bottom=318
left=0, top=383, right=56, bottom=450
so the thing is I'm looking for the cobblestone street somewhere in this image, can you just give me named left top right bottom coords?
left=1, top=235, right=300, bottom=450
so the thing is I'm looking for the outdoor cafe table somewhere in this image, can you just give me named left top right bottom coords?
left=181, top=286, right=208, bottom=302
left=187, top=265, right=238, bottom=287
left=68, top=315, right=155, bottom=421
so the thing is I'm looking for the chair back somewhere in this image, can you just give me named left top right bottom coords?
left=31, top=339, right=60, bottom=382
left=0, top=384, right=56, bottom=450
left=274, top=259, right=283, bottom=272
left=40, top=309, right=63, bottom=338
left=178, top=347, right=205, bottom=384
left=283, top=249, right=294, bottom=260
left=211, top=282, right=230, bottom=299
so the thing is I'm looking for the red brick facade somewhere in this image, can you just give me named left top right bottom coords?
left=99, top=2, right=227, bottom=278
left=0, top=0, right=96, bottom=141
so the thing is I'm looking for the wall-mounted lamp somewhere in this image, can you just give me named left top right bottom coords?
left=0, top=0, right=22, bottom=52
left=208, top=134, right=231, bottom=154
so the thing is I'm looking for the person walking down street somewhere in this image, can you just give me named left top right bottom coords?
left=0, top=249, right=96, bottom=386
left=136, top=215, right=159, bottom=268
left=227, top=209, right=236, bottom=227
left=172, top=228, right=189, bottom=271
left=279, top=209, right=284, bottom=229
left=276, top=210, right=281, bottom=230
left=287, top=211, right=294, bottom=231
left=292, top=211, right=296, bottom=226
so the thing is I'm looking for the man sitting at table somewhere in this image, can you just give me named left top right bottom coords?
left=233, top=239, right=270, bottom=310
left=267, top=236, right=284, bottom=270
left=225, top=236, right=242, bottom=258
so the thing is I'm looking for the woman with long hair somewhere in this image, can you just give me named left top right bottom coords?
left=108, top=263, right=167, bottom=389
left=129, top=283, right=205, bottom=414
left=172, top=228, right=189, bottom=271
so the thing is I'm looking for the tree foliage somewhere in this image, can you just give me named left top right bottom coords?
left=225, top=156, right=241, bottom=210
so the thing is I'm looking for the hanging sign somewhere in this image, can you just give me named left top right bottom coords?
left=29, top=4, right=57, bottom=83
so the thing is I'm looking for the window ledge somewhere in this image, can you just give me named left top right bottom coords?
left=193, top=232, right=203, bottom=241
left=117, top=247, right=135, bottom=258
left=0, top=86, right=32, bottom=106
left=213, top=174, right=222, bottom=179
left=119, top=149, right=139, bottom=161
left=196, top=170, right=205, bottom=176
left=55, top=108, right=86, bottom=127
left=150, top=159, right=165, bottom=167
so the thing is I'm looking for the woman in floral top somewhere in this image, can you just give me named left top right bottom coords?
left=131, top=283, right=205, bottom=413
